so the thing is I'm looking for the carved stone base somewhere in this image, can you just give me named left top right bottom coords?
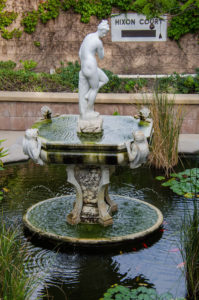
left=77, top=115, right=103, bottom=133
left=66, top=165, right=117, bottom=226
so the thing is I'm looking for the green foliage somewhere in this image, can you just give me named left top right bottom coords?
left=159, top=168, right=199, bottom=198
left=21, top=10, right=39, bottom=34
left=38, top=0, right=61, bottom=24
left=19, top=59, right=38, bottom=71
left=0, top=60, right=198, bottom=94
left=1, top=28, right=22, bottom=40
left=0, top=10, right=18, bottom=28
left=0, top=60, right=16, bottom=69
left=131, top=0, right=178, bottom=19
left=0, top=67, right=71, bottom=92
left=57, top=60, right=81, bottom=90
left=113, top=111, right=120, bottom=115
left=168, top=7, right=199, bottom=41
left=0, top=0, right=19, bottom=40
left=156, top=70, right=199, bottom=94
left=34, top=41, right=41, bottom=47
left=100, top=284, right=185, bottom=300
left=100, top=69, right=123, bottom=93
left=0, top=0, right=196, bottom=42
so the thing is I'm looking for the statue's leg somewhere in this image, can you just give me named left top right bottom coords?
left=98, top=68, right=109, bottom=89
left=78, top=71, right=90, bottom=117
left=86, top=72, right=99, bottom=116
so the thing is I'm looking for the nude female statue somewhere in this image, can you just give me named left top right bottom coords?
left=78, top=20, right=109, bottom=120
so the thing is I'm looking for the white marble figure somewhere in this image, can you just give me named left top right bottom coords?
left=41, top=105, right=52, bottom=119
left=78, top=20, right=109, bottom=120
left=125, top=131, right=149, bottom=169
left=23, top=128, right=44, bottom=165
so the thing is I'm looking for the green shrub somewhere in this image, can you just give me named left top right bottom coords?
left=0, top=60, right=16, bottom=70
left=57, top=61, right=81, bottom=91
left=19, top=59, right=38, bottom=71
left=100, top=69, right=123, bottom=93
left=156, top=70, right=199, bottom=94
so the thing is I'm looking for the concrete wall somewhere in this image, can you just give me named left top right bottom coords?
left=0, top=92, right=199, bottom=133
left=1, top=0, right=199, bottom=75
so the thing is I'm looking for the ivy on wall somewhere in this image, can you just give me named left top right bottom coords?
left=0, top=0, right=199, bottom=42
left=0, top=0, right=22, bottom=39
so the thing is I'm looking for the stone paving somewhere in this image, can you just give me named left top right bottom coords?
left=0, top=130, right=199, bottom=164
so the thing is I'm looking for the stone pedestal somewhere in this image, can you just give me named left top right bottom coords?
left=77, top=115, right=103, bottom=133
left=66, top=165, right=117, bottom=226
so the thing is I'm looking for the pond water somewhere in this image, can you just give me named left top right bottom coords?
left=0, top=157, right=198, bottom=299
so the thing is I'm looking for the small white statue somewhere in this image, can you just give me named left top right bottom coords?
left=78, top=20, right=109, bottom=121
left=23, top=128, right=44, bottom=165
left=41, top=105, right=52, bottom=120
left=135, top=107, right=151, bottom=124
left=125, top=131, right=149, bottom=169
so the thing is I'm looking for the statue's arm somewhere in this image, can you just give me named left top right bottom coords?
left=97, top=41, right=104, bottom=59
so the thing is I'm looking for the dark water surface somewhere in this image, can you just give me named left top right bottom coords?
left=0, top=157, right=198, bottom=299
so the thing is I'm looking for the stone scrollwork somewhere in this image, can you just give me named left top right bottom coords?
left=23, top=128, right=44, bottom=165
left=66, top=165, right=117, bottom=226
left=125, top=130, right=149, bottom=169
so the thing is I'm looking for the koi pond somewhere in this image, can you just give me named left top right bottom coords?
left=0, top=156, right=198, bottom=299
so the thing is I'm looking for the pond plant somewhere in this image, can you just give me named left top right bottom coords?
left=148, top=93, right=184, bottom=177
left=0, top=142, right=40, bottom=299
left=156, top=168, right=199, bottom=299
left=156, top=168, right=199, bottom=198
left=0, top=139, right=8, bottom=201
left=100, top=284, right=185, bottom=300
left=0, top=223, right=37, bottom=300
left=180, top=199, right=199, bottom=300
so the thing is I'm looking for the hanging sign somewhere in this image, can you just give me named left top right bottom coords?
left=111, top=13, right=167, bottom=42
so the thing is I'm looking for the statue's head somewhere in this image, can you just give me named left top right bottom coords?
left=25, top=128, right=38, bottom=140
left=98, top=20, right=109, bottom=37
left=133, top=131, right=146, bottom=143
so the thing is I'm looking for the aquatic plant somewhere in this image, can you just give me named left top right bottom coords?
left=0, top=139, right=8, bottom=201
left=148, top=93, right=184, bottom=177
left=0, top=139, right=7, bottom=170
left=0, top=223, right=37, bottom=300
left=157, top=168, right=199, bottom=198
left=180, top=199, right=199, bottom=300
left=156, top=167, right=199, bottom=299
left=100, top=284, right=185, bottom=299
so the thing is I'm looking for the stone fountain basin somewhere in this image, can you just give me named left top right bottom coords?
left=23, top=195, right=163, bottom=247
left=33, top=115, right=153, bottom=165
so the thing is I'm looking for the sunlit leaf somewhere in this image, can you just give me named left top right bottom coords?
left=184, top=192, right=194, bottom=198
left=155, top=176, right=165, bottom=181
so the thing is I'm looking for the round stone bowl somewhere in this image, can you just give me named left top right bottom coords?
left=23, top=195, right=163, bottom=248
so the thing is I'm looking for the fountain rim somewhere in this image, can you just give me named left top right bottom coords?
left=23, top=195, right=163, bottom=246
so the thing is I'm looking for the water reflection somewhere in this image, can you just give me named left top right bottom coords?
left=1, top=158, right=198, bottom=299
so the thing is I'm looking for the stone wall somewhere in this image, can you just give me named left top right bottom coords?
left=1, top=0, right=199, bottom=75
left=0, top=92, right=199, bottom=133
